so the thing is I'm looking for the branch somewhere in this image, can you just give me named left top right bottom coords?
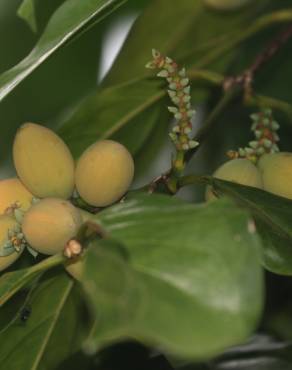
left=247, top=94, right=292, bottom=122
left=194, top=9, right=292, bottom=69
left=146, top=12, right=292, bottom=194
left=224, top=24, right=292, bottom=95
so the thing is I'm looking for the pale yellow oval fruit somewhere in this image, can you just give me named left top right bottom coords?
left=0, top=178, right=33, bottom=214
left=204, top=0, right=251, bottom=10
left=13, top=123, right=75, bottom=199
left=22, top=198, right=82, bottom=255
left=75, top=140, right=134, bottom=207
left=65, top=255, right=84, bottom=281
left=206, top=158, right=263, bottom=201
left=258, top=152, right=292, bottom=199
left=0, top=215, right=23, bottom=271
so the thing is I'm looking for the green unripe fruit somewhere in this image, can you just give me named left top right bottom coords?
left=75, top=140, right=134, bottom=207
left=258, top=152, right=292, bottom=199
left=206, top=158, right=263, bottom=200
left=22, top=198, right=82, bottom=255
left=204, top=0, right=251, bottom=10
left=0, top=215, right=23, bottom=271
left=0, top=178, right=33, bottom=214
left=13, top=123, right=75, bottom=199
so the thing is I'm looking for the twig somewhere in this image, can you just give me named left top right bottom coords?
left=194, top=9, right=292, bottom=70
left=147, top=14, right=292, bottom=194
left=224, top=24, right=292, bottom=96
left=188, top=24, right=292, bottom=162
left=247, top=94, right=292, bottom=121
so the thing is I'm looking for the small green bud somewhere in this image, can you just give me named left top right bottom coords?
left=263, top=139, right=272, bottom=149
left=168, top=106, right=178, bottom=114
left=157, top=70, right=169, bottom=78
left=249, top=141, right=258, bottom=149
left=152, top=49, right=160, bottom=59
left=180, top=78, right=189, bottom=87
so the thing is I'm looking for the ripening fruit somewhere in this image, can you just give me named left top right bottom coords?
left=13, top=123, right=75, bottom=199
left=258, top=152, right=292, bottom=199
left=204, top=0, right=251, bottom=10
left=206, top=158, right=263, bottom=200
left=22, top=198, right=82, bottom=255
left=0, top=178, right=33, bottom=214
left=75, top=140, right=134, bottom=207
left=0, top=215, right=23, bottom=271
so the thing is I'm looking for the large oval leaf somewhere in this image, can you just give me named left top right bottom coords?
left=0, top=272, right=85, bottom=370
left=57, top=0, right=267, bottom=159
left=206, top=177, right=292, bottom=275
left=0, top=0, right=126, bottom=103
left=58, top=78, right=166, bottom=157
left=81, top=195, right=263, bottom=359
left=0, top=254, right=63, bottom=307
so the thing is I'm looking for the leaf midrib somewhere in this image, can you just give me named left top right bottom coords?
left=32, top=279, right=73, bottom=370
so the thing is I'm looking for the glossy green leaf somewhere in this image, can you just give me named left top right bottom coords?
left=57, top=0, right=264, bottom=160
left=57, top=0, right=204, bottom=158
left=103, top=0, right=203, bottom=85
left=0, top=254, right=63, bottom=307
left=104, top=0, right=265, bottom=85
left=17, top=0, right=38, bottom=32
left=206, top=177, right=292, bottom=275
left=59, top=78, right=165, bottom=157
left=81, top=195, right=263, bottom=359
left=0, top=272, right=84, bottom=370
left=0, top=0, right=126, bottom=103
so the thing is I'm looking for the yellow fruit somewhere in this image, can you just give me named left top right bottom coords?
left=204, top=0, right=251, bottom=10
left=206, top=158, right=263, bottom=200
left=0, top=178, right=33, bottom=214
left=22, top=198, right=82, bottom=255
left=13, top=123, right=74, bottom=199
left=0, top=215, right=23, bottom=271
left=258, top=152, right=292, bottom=199
left=75, top=140, right=134, bottom=207
left=65, top=256, right=84, bottom=281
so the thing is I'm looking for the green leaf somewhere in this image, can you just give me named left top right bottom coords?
left=57, top=0, right=264, bottom=159
left=58, top=78, right=166, bottom=157
left=57, top=0, right=205, bottom=158
left=103, top=0, right=204, bottom=85
left=0, top=254, right=63, bottom=307
left=206, top=177, right=292, bottom=275
left=0, top=272, right=85, bottom=370
left=0, top=0, right=126, bottom=103
left=173, top=334, right=292, bottom=369
left=17, top=0, right=38, bottom=32
left=82, top=195, right=263, bottom=359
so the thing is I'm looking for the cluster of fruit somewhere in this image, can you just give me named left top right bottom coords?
left=207, top=153, right=292, bottom=200
left=206, top=110, right=291, bottom=201
left=0, top=123, right=134, bottom=276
